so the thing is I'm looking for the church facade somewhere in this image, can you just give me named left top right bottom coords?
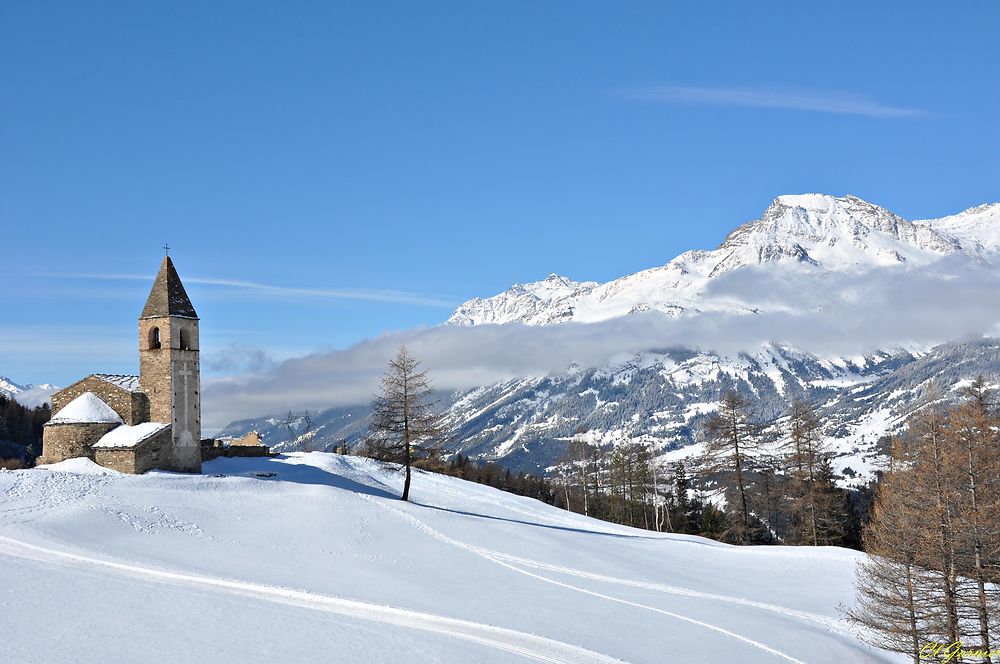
left=39, top=257, right=203, bottom=474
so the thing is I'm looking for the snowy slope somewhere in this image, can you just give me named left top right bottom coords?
left=915, top=202, right=1000, bottom=254
left=0, top=453, right=902, bottom=663
left=448, top=194, right=993, bottom=326
left=449, top=274, right=601, bottom=326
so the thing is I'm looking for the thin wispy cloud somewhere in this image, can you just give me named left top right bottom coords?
left=622, top=85, right=925, bottom=118
left=36, top=273, right=457, bottom=308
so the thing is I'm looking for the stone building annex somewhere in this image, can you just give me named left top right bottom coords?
left=39, top=256, right=203, bottom=474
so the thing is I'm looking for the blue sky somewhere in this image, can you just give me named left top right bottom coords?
left=3, top=1, right=999, bottom=386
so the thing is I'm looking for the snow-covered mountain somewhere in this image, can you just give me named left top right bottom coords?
left=448, top=194, right=999, bottom=326
left=223, top=194, right=1000, bottom=483
left=224, top=339, right=1000, bottom=485
left=1, top=453, right=902, bottom=663
left=0, top=376, right=58, bottom=408
left=0, top=376, right=22, bottom=400
left=448, top=274, right=601, bottom=326
left=439, top=339, right=1000, bottom=482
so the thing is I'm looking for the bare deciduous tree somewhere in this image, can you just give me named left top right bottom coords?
left=846, top=442, right=939, bottom=663
left=847, top=381, right=1000, bottom=661
left=949, top=377, right=1000, bottom=660
left=783, top=398, right=842, bottom=545
left=702, top=390, right=763, bottom=544
left=365, top=346, right=444, bottom=501
left=907, top=391, right=963, bottom=645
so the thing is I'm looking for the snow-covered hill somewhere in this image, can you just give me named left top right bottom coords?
left=0, top=453, right=901, bottom=663
left=448, top=195, right=999, bottom=326
left=0, top=375, right=58, bottom=408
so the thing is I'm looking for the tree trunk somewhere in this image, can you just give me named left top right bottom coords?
left=904, top=560, right=920, bottom=664
left=963, top=424, right=993, bottom=661
left=731, top=409, right=750, bottom=543
left=401, top=372, right=411, bottom=502
left=401, top=459, right=411, bottom=502
left=808, top=458, right=819, bottom=546
left=929, top=424, right=960, bottom=643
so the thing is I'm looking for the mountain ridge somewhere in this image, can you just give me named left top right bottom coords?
left=0, top=376, right=58, bottom=408
left=448, top=194, right=999, bottom=327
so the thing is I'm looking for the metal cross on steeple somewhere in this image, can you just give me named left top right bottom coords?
left=164, top=243, right=170, bottom=257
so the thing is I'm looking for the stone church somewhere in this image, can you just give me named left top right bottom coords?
left=40, top=256, right=203, bottom=474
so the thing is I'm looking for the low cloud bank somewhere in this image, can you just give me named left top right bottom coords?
left=203, top=257, right=1000, bottom=430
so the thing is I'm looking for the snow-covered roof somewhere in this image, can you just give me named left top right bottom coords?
left=93, top=422, right=170, bottom=449
left=93, top=374, right=143, bottom=393
left=49, top=392, right=124, bottom=425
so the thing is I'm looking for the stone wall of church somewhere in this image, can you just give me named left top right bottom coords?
left=139, top=317, right=202, bottom=473
left=94, top=426, right=173, bottom=474
left=51, top=377, right=149, bottom=425
left=39, top=422, right=119, bottom=465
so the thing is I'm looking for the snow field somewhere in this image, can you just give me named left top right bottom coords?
left=0, top=453, right=905, bottom=663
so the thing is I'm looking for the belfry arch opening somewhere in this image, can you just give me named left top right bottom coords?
left=149, top=326, right=161, bottom=349
left=179, top=328, right=191, bottom=351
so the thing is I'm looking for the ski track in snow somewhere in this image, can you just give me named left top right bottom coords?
left=0, top=535, right=625, bottom=664
left=369, top=498, right=845, bottom=664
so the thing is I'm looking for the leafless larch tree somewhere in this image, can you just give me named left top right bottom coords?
left=365, top=345, right=444, bottom=501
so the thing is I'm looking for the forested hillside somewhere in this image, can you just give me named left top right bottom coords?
left=0, top=395, right=50, bottom=468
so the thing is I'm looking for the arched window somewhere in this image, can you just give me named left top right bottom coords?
left=179, top=328, right=191, bottom=351
left=149, top=326, right=161, bottom=350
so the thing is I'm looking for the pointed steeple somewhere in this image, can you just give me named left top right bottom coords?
left=140, top=256, right=198, bottom=319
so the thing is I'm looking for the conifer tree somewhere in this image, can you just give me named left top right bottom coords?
left=846, top=444, right=939, bottom=663
left=907, top=393, right=963, bottom=645
left=949, top=377, right=1000, bottom=660
left=849, top=385, right=1000, bottom=660
left=698, top=500, right=727, bottom=541
left=672, top=463, right=692, bottom=534
left=782, top=397, right=839, bottom=545
left=784, top=396, right=820, bottom=476
left=366, top=345, right=444, bottom=501
left=702, top=390, right=762, bottom=543
left=808, top=458, right=846, bottom=546
left=560, top=436, right=595, bottom=517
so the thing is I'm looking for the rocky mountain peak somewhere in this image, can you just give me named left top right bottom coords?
left=716, top=193, right=959, bottom=272
left=448, top=194, right=992, bottom=327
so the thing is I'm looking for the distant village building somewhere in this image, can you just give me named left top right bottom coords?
left=202, top=430, right=272, bottom=461
left=39, top=257, right=203, bottom=474
left=232, top=431, right=266, bottom=447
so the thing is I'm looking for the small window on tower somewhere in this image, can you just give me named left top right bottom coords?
left=149, top=326, right=161, bottom=349
left=179, top=328, right=191, bottom=351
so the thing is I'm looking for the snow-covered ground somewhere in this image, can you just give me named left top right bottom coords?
left=1, top=453, right=902, bottom=663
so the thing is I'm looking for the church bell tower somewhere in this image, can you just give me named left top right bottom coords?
left=139, top=256, right=202, bottom=472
